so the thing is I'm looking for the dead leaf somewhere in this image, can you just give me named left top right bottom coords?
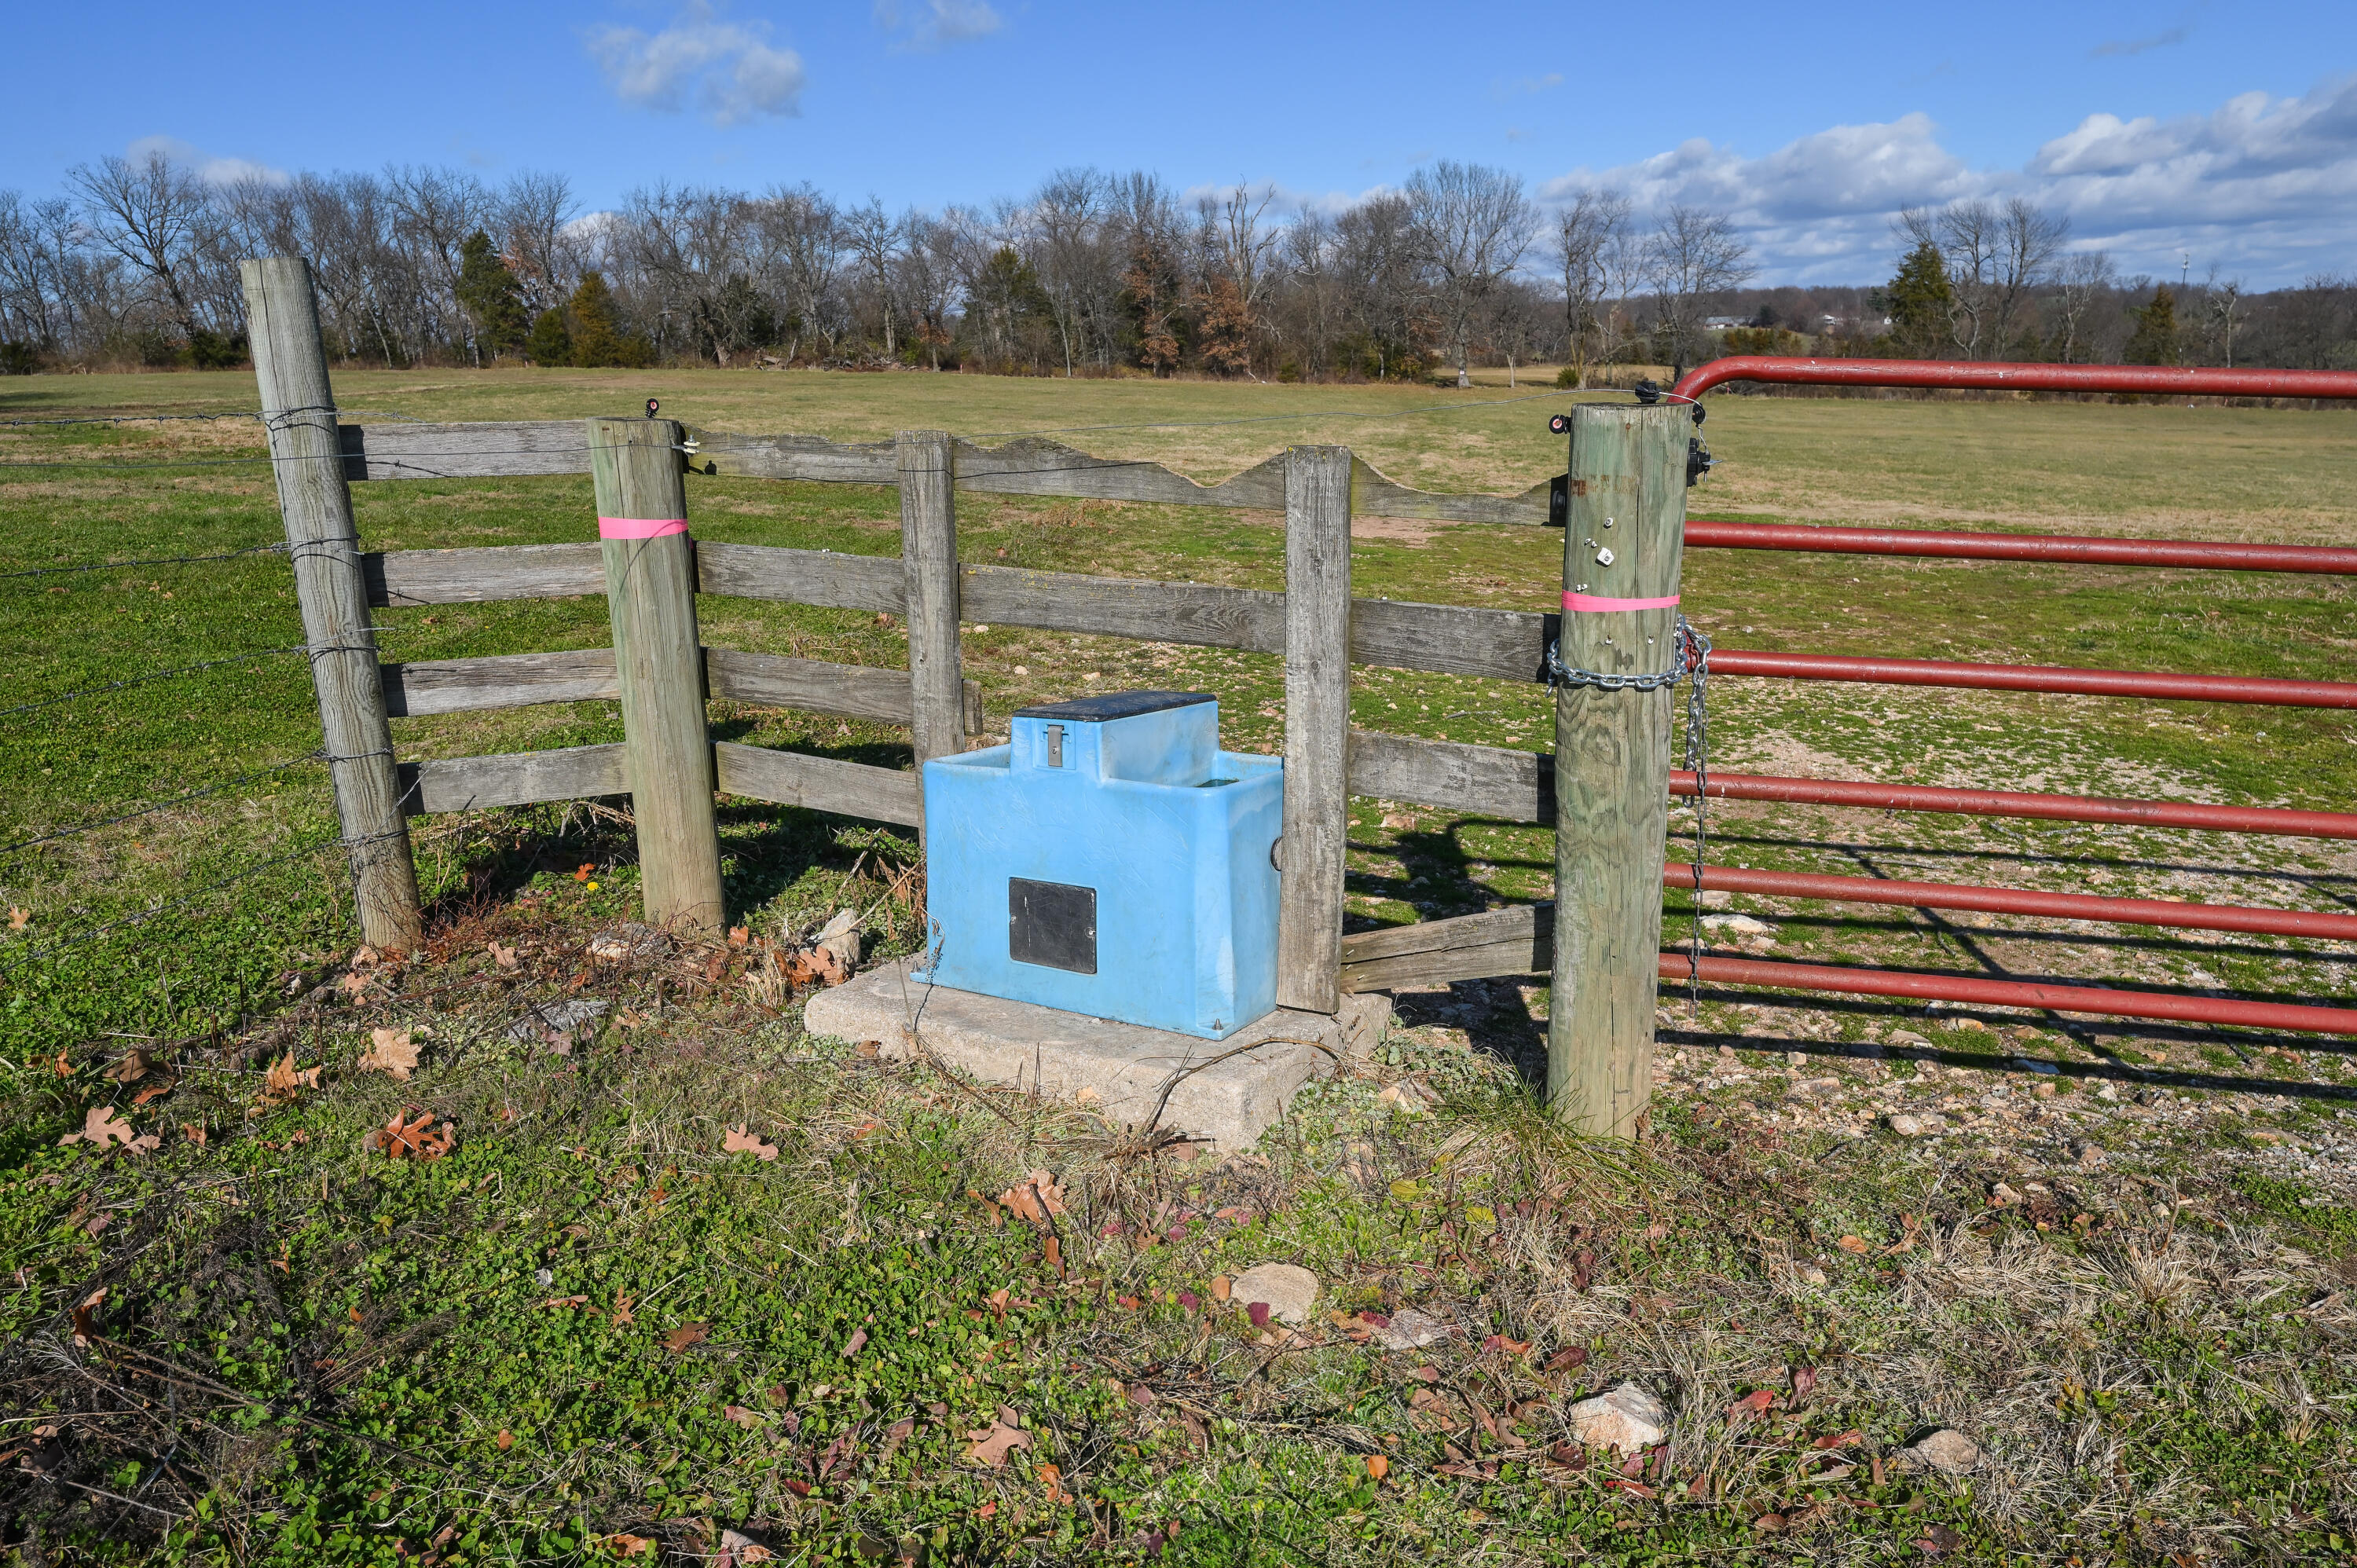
left=1791, top=1365, right=1818, bottom=1401
left=1365, top=1454, right=1390, bottom=1481
left=1727, top=1389, right=1778, bottom=1423
left=1042, top=1236, right=1063, bottom=1277
left=495, top=1428, right=513, bottom=1450
left=1836, top=1235, right=1869, bottom=1255
left=59, top=1105, right=137, bottom=1149
left=728, top=925, right=750, bottom=947
left=130, top=1079, right=175, bottom=1107
left=71, top=1286, right=106, bottom=1346
left=1812, top=1428, right=1862, bottom=1450
left=489, top=941, right=519, bottom=969
left=339, top=971, right=372, bottom=997
left=663, top=1322, right=709, bottom=1354
left=110, top=1050, right=153, bottom=1084
left=261, top=1050, right=318, bottom=1101
left=86, top=1211, right=112, bottom=1236
left=609, top=1535, right=656, bottom=1558
left=1209, top=1275, right=1232, bottom=1302
left=7, top=906, right=27, bottom=931
left=1037, top=1460, right=1070, bottom=1504
left=1543, top=1346, right=1589, bottom=1373
left=52, top=1050, right=72, bottom=1077
left=719, top=1530, right=775, bottom=1566
left=996, top=1169, right=1067, bottom=1225
left=180, top=1123, right=207, bottom=1147
left=962, top=1411, right=1032, bottom=1467
left=1915, top=1524, right=1964, bottom=1555
left=611, top=1293, right=636, bottom=1326
left=379, top=1109, right=454, bottom=1160
left=723, top=1124, right=779, bottom=1161
left=843, top=1327, right=869, bottom=1357
left=723, top=1405, right=764, bottom=1428
left=358, top=1028, right=419, bottom=1081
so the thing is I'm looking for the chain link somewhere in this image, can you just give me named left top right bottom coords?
left=1545, top=613, right=1714, bottom=1011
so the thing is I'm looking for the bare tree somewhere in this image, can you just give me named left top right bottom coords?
left=1406, top=160, right=1534, bottom=387
left=1644, top=205, right=1753, bottom=377
left=1901, top=197, right=2066, bottom=360
left=2049, top=249, right=2117, bottom=365
left=68, top=151, right=214, bottom=340
left=496, top=172, right=580, bottom=316
left=1546, top=187, right=1629, bottom=387
left=2201, top=266, right=2246, bottom=368
left=1029, top=169, right=1108, bottom=377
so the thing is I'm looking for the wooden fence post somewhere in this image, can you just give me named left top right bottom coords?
left=240, top=256, right=423, bottom=954
left=899, top=430, right=966, bottom=780
left=588, top=416, right=725, bottom=934
left=1277, top=445, right=1354, bottom=1015
left=1548, top=404, right=1688, bottom=1135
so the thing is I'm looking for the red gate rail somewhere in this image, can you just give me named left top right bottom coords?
left=1672, top=356, right=2357, bottom=404
left=1658, top=952, right=2357, bottom=1035
left=1709, top=649, right=2357, bottom=709
left=1669, top=769, right=2357, bottom=841
left=1686, top=519, right=2357, bottom=576
left=1666, top=862, right=2357, bottom=942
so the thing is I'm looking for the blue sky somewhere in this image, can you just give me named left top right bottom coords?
left=6, top=1, right=2355, bottom=286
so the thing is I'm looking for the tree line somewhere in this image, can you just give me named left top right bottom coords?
left=3, top=150, right=2352, bottom=380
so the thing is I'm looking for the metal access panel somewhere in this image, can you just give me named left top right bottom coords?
left=913, top=691, right=1283, bottom=1039
left=1009, top=877, right=1097, bottom=974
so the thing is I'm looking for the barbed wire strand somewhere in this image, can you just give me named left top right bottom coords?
left=1, top=542, right=291, bottom=582
left=0, top=749, right=328, bottom=859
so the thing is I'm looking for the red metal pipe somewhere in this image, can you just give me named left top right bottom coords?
left=1664, top=862, right=2357, bottom=942
left=1707, top=648, right=2357, bottom=709
left=1656, top=951, right=2357, bottom=1035
left=1685, top=518, right=2357, bottom=576
left=1672, top=355, right=2357, bottom=404
left=1668, top=769, right=2357, bottom=841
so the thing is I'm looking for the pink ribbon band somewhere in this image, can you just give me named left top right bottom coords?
left=598, top=517, right=689, bottom=540
left=1563, top=591, right=1680, bottom=612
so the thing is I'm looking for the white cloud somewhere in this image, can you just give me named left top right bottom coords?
left=585, top=2, right=805, bottom=126
left=1539, top=76, right=2357, bottom=286
left=873, top=0, right=1003, bottom=52
left=124, top=134, right=288, bottom=187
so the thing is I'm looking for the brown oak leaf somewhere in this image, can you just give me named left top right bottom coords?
left=962, top=1409, right=1032, bottom=1467
left=723, top=1405, right=764, bottom=1428
left=7, top=906, right=27, bottom=931
left=379, top=1108, right=453, bottom=1161
left=358, top=1028, right=420, bottom=1081
left=663, top=1322, right=709, bottom=1354
left=723, top=1124, right=779, bottom=1161
left=996, top=1170, right=1066, bottom=1226
left=59, top=1105, right=137, bottom=1149
left=842, top=1327, right=869, bottom=1357
left=489, top=941, right=519, bottom=969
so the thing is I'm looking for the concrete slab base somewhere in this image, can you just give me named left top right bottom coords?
left=802, top=960, right=1391, bottom=1151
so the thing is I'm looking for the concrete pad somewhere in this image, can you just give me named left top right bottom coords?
left=803, top=960, right=1391, bottom=1151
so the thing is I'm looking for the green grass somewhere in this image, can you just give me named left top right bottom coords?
left=4, top=368, right=2357, bottom=1563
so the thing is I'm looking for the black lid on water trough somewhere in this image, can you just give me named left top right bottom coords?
left=1013, top=690, right=1215, bottom=723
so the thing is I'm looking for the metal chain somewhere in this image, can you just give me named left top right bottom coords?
left=1545, top=613, right=1714, bottom=1011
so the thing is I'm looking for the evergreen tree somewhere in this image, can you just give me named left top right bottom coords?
left=2124, top=286, right=2183, bottom=365
left=1882, top=240, right=1953, bottom=357
left=455, top=231, right=529, bottom=359
left=526, top=307, right=572, bottom=367
left=563, top=273, right=653, bottom=369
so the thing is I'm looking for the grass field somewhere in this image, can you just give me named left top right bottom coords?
left=3, top=367, right=2355, bottom=1565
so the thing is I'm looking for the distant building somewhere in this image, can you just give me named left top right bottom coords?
left=1704, top=316, right=1749, bottom=331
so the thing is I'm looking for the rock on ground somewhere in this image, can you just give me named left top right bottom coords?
left=1373, top=1305, right=1451, bottom=1350
left=1228, top=1262, right=1318, bottom=1325
left=1905, top=1429, right=1981, bottom=1474
left=1562, top=1381, right=1668, bottom=1454
left=1886, top=1112, right=1948, bottom=1138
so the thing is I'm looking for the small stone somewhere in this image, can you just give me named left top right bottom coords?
left=508, top=998, right=610, bottom=1042
left=1228, top=1262, right=1318, bottom=1326
left=587, top=923, right=667, bottom=963
left=1886, top=1112, right=1948, bottom=1138
left=814, top=907, right=861, bottom=972
left=1988, top=1182, right=2024, bottom=1208
left=1785, top=1051, right=1807, bottom=1069
left=1699, top=889, right=1733, bottom=909
left=1703, top=914, right=1773, bottom=935
left=1562, top=1381, right=1668, bottom=1455
left=1904, top=1429, right=1981, bottom=1475
left=1887, top=1031, right=1932, bottom=1049
left=1799, top=1266, right=1828, bottom=1287
left=1373, top=1305, right=1451, bottom=1351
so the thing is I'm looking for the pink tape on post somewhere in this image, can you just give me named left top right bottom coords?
left=1563, top=591, right=1680, bottom=612
left=598, top=516, right=689, bottom=540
